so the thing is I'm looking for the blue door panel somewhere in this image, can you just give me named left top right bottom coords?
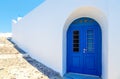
left=83, top=55, right=97, bottom=75
left=67, top=24, right=84, bottom=73
left=72, top=57, right=80, bottom=67
left=67, top=17, right=102, bottom=76
left=85, top=56, right=96, bottom=69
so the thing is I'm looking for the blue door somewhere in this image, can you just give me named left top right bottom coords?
left=67, top=17, right=102, bottom=76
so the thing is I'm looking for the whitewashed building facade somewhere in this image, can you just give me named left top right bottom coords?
left=12, top=0, right=120, bottom=79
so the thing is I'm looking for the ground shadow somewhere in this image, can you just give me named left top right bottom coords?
left=7, top=37, right=62, bottom=79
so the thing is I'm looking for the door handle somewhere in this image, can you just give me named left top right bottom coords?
left=83, top=48, right=87, bottom=53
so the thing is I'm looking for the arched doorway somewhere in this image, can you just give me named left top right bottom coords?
left=67, top=17, right=102, bottom=76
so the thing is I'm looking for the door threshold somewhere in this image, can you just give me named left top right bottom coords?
left=63, top=73, right=101, bottom=79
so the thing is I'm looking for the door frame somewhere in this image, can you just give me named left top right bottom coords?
left=62, top=7, right=108, bottom=79
left=66, top=17, right=102, bottom=76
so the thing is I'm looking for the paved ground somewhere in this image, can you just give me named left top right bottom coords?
left=0, top=37, right=62, bottom=79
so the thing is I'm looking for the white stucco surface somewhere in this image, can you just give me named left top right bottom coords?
left=12, top=0, right=120, bottom=79
left=108, top=1, right=120, bottom=79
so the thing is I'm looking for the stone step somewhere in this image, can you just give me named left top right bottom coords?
left=63, top=73, right=101, bottom=79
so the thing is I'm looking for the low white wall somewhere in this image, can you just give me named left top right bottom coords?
left=12, top=0, right=110, bottom=78
left=0, top=33, right=12, bottom=37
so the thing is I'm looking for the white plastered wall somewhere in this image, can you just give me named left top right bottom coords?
left=12, top=0, right=108, bottom=79
left=108, top=0, right=120, bottom=79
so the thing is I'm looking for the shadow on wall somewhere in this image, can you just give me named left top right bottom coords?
left=7, top=37, right=62, bottom=79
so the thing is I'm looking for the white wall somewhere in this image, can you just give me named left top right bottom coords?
left=12, top=0, right=110, bottom=79
left=108, top=0, right=120, bottom=79
left=0, top=33, right=12, bottom=37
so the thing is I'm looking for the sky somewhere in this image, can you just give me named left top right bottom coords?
left=0, top=0, right=44, bottom=33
